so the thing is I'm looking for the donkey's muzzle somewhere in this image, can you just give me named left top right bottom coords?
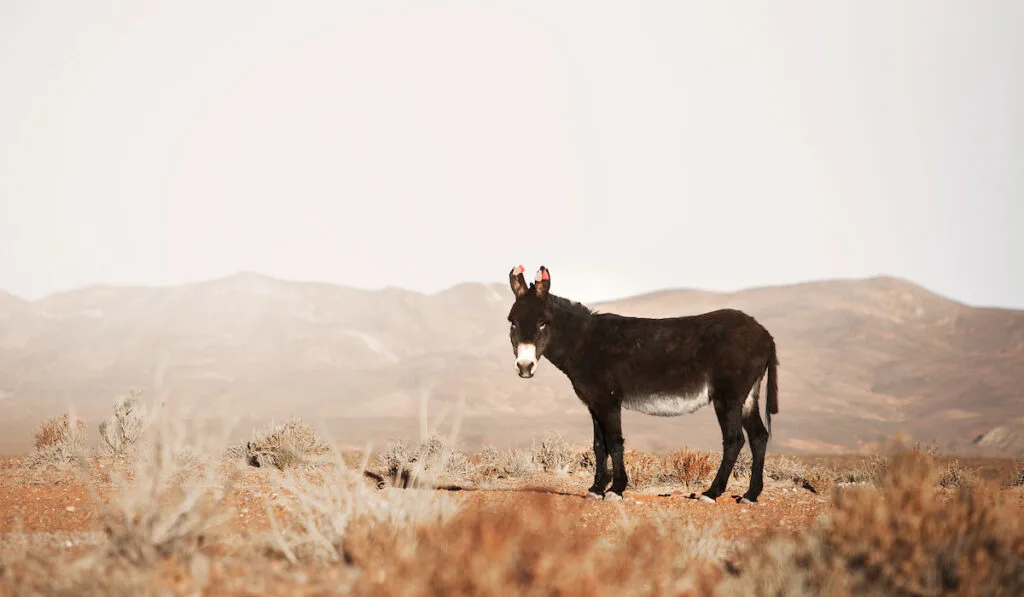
left=516, top=361, right=537, bottom=378
left=515, top=343, right=537, bottom=379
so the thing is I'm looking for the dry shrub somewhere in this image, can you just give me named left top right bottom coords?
left=98, top=389, right=150, bottom=458
left=833, top=455, right=887, bottom=485
left=817, top=454, right=893, bottom=488
left=477, top=445, right=537, bottom=479
left=862, top=453, right=892, bottom=483
left=26, top=413, right=88, bottom=469
left=531, top=432, right=576, bottom=475
left=722, top=448, right=1024, bottom=596
left=730, top=450, right=752, bottom=480
left=371, top=433, right=471, bottom=487
left=763, top=454, right=807, bottom=484
left=240, top=417, right=332, bottom=470
left=575, top=448, right=596, bottom=472
left=263, top=457, right=462, bottom=564
left=344, top=496, right=727, bottom=596
left=34, top=413, right=87, bottom=449
left=413, top=433, right=472, bottom=477
left=939, top=458, right=977, bottom=489
left=1003, top=459, right=1024, bottom=488
left=3, top=412, right=237, bottom=596
left=670, top=447, right=717, bottom=487
left=802, top=465, right=838, bottom=495
left=0, top=545, right=170, bottom=597
left=95, top=416, right=236, bottom=568
left=623, top=450, right=673, bottom=489
left=372, top=438, right=410, bottom=480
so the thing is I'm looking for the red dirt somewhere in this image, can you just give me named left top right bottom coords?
left=4, top=456, right=1021, bottom=596
left=1, top=463, right=828, bottom=541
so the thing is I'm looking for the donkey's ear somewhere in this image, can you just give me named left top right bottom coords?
left=509, top=264, right=528, bottom=298
left=534, top=265, right=550, bottom=300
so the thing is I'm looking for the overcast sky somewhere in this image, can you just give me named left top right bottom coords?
left=1, top=1, right=1021, bottom=308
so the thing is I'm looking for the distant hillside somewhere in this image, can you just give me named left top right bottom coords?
left=0, top=273, right=1021, bottom=455
left=0, top=291, right=25, bottom=323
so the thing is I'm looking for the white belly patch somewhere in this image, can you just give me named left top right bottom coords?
left=622, top=385, right=712, bottom=417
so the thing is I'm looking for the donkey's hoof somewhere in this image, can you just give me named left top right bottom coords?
left=603, top=492, right=623, bottom=502
left=586, top=491, right=603, bottom=500
left=698, top=494, right=716, bottom=504
left=738, top=497, right=755, bottom=505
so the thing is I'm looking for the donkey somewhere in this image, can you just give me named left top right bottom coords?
left=507, top=265, right=779, bottom=504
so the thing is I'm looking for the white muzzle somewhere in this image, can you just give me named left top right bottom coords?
left=515, top=343, right=537, bottom=378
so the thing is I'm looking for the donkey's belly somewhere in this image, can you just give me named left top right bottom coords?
left=621, top=385, right=712, bottom=417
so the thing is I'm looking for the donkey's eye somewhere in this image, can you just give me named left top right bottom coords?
left=538, top=321, right=548, bottom=330
left=510, top=322, right=517, bottom=329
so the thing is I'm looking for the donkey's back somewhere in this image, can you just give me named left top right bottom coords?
left=587, top=308, right=774, bottom=373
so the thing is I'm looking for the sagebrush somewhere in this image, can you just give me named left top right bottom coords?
left=98, top=389, right=150, bottom=458
left=236, top=417, right=332, bottom=470
left=26, top=413, right=88, bottom=470
left=371, top=433, right=471, bottom=487
left=477, top=445, right=537, bottom=479
left=532, top=432, right=576, bottom=475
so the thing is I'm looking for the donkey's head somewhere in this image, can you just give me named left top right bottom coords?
left=507, top=264, right=552, bottom=378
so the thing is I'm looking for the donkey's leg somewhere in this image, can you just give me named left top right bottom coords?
left=587, top=409, right=609, bottom=498
left=597, top=407, right=627, bottom=500
left=701, top=397, right=745, bottom=503
left=740, top=401, right=770, bottom=503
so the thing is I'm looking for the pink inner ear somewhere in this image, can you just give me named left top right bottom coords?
left=513, top=265, right=524, bottom=275
left=541, top=269, right=550, bottom=281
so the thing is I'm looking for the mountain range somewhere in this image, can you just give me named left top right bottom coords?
left=1, top=273, right=1022, bottom=456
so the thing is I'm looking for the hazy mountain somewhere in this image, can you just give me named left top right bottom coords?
left=0, top=291, right=25, bottom=323
left=1, top=273, right=1021, bottom=455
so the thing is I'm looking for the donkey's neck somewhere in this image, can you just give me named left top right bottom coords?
left=542, top=294, right=594, bottom=375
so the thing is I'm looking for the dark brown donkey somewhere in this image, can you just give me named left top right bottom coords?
left=507, top=265, right=779, bottom=503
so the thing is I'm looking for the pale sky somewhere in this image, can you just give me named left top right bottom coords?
left=1, top=1, right=1021, bottom=307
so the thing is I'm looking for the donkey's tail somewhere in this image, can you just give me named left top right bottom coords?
left=765, top=339, right=780, bottom=436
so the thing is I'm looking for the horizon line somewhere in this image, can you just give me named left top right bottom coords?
left=2, top=270, right=1011, bottom=311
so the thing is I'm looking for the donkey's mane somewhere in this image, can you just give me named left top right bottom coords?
left=547, top=293, right=595, bottom=318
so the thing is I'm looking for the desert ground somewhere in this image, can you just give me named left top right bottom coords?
left=2, top=398, right=1022, bottom=596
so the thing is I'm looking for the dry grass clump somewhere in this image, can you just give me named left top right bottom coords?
left=371, top=433, right=471, bottom=487
left=623, top=450, right=674, bottom=489
left=763, top=454, right=808, bottom=484
left=3, top=413, right=237, bottom=596
left=1003, top=459, right=1024, bottom=488
left=372, top=438, right=410, bottom=480
left=94, top=416, right=236, bottom=568
left=25, top=413, right=89, bottom=470
left=730, top=450, right=752, bottom=480
left=670, top=447, right=717, bottom=487
left=722, top=448, right=1024, bottom=596
left=861, top=453, right=892, bottom=483
left=938, top=458, right=977, bottom=489
left=238, top=417, right=332, bottom=470
left=801, top=464, right=839, bottom=495
left=413, top=433, right=472, bottom=477
left=531, top=432, right=576, bottom=475
left=343, top=496, right=727, bottom=596
left=575, top=448, right=596, bottom=472
left=98, top=389, right=151, bottom=458
left=476, top=445, right=537, bottom=479
left=34, top=413, right=88, bottom=450
left=263, top=457, right=462, bottom=564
